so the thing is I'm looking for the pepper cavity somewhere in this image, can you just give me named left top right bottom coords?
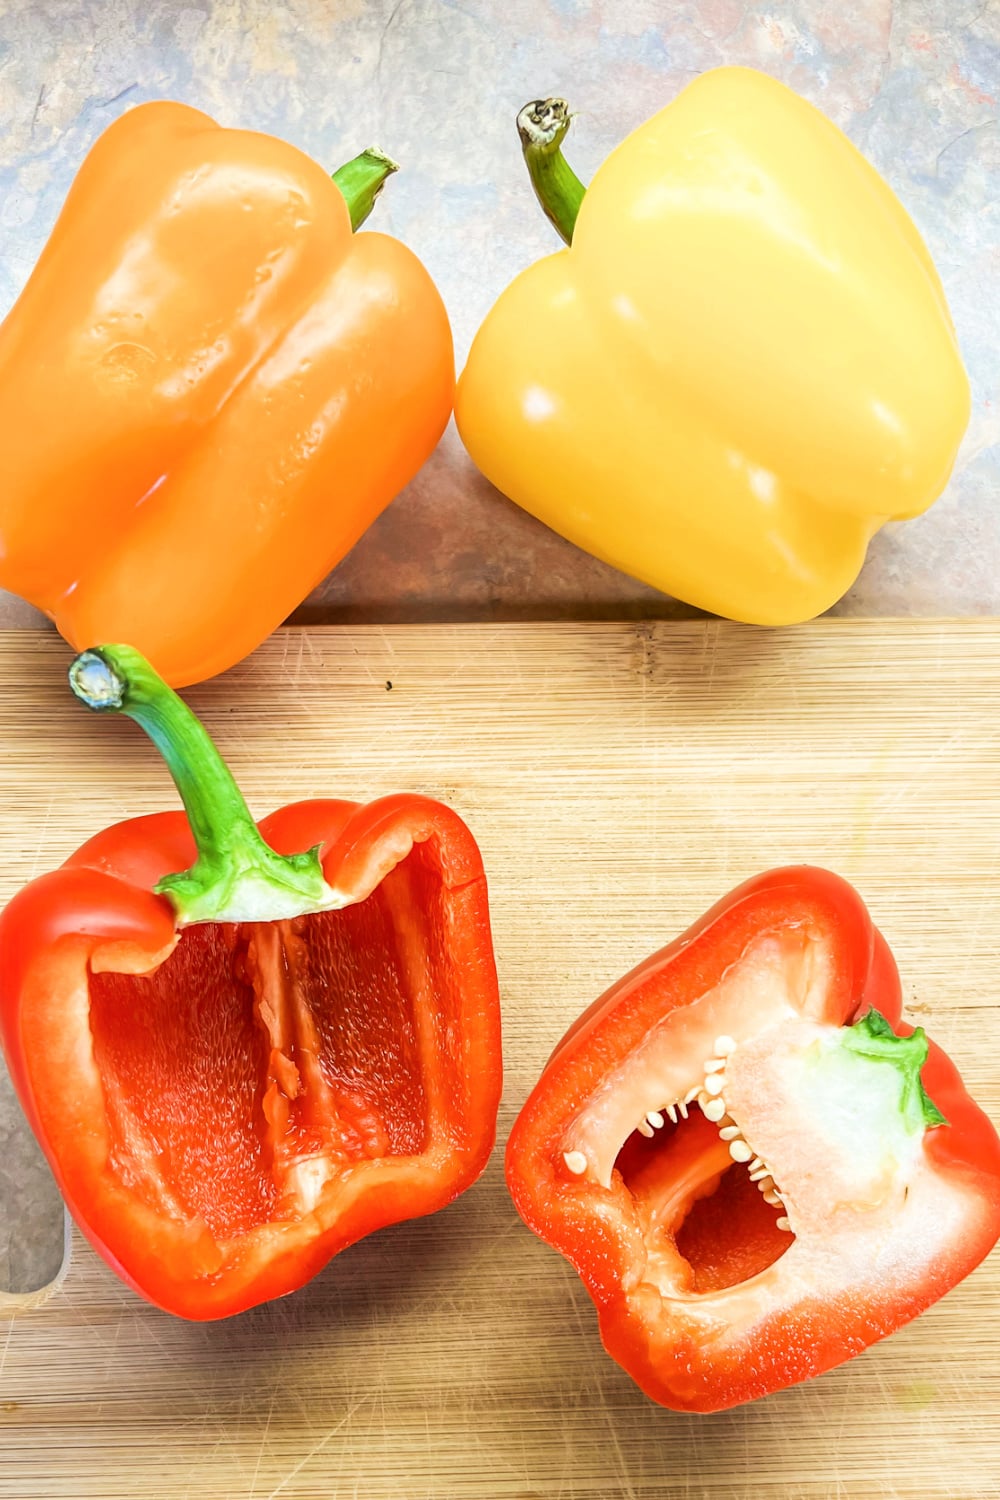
left=89, top=893, right=438, bottom=1237
left=562, top=1029, right=793, bottom=1248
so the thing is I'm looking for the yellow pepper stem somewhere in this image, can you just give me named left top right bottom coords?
left=516, top=99, right=586, bottom=246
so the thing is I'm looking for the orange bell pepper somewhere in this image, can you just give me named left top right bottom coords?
left=0, top=103, right=453, bottom=686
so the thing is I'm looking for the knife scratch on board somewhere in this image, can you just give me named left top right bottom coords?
left=247, top=1385, right=278, bottom=1500
left=264, top=1396, right=372, bottom=1500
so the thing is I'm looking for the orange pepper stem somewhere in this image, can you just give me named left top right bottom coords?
left=332, top=147, right=399, bottom=231
left=517, top=98, right=586, bottom=246
left=67, top=644, right=341, bottom=927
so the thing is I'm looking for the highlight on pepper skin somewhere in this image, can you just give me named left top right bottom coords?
left=505, top=867, right=1000, bottom=1413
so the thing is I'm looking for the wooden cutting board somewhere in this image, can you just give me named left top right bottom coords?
left=0, top=621, right=998, bottom=1500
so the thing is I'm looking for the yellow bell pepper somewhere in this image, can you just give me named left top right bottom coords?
left=455, top=67, right=970, bottom=625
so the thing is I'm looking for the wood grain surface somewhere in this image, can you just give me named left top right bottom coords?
left=0, top=621, right=998, bottom=1500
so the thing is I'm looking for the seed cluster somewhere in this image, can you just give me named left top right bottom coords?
left=562, top=1034, right=792, bottom=1235
left=694, top=1035, right=791, bottom=1232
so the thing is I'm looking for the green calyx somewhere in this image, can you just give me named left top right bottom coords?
left=68, top=645, right=345, bottom=927
left=841, top=1009, right=948, bottom=1133
left=331, top=146, right=399, bottom=231
left=516, top=98, right=587, bottom=247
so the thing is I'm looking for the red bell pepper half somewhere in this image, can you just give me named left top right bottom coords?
left=505, top=868, right=1000, bottom=1412
left=0, top=645, right=502, bottom=1320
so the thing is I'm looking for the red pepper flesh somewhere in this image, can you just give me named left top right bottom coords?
left=505, top=868, right=1000, bottom=1412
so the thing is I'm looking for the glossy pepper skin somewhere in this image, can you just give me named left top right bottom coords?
left=505, top=869, right=1000, bottom=1413
left=456, top=68, right=970, bottom=624
left=0, top=103, right=453, bottom=687
left=0, top=647, right=501, bottom=1320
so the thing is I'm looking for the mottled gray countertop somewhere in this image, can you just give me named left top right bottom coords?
left=1, top=0, right=999, bottom=632
left=1, top=0, right=999, bottom=1290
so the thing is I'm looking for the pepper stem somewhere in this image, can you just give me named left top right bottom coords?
left=517, top=98, right=587, bottom=246
left=68, top=645, right=343, bottom=927
left=332, top=147, right=399, bottom=231
left=843, top=1009, right=948, bottom=1132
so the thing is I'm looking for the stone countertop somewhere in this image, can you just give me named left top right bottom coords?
left=1, top=0, right=999, bottom=633
left=1, top=0, right=999, bottom=1293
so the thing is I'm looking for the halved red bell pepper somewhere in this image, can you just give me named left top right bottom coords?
left=506, top=868, right=1000, bottom=1412
left=0, top=645, right=502, bottom=1320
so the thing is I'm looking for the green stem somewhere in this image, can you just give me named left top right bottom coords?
left=68, top=645, right=343, bottom=927
left=332, top=147, right=399, bottom=231
left=516, top=98, right=587, bottom=246
left=842, top=1009, right=948, bottom=1132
